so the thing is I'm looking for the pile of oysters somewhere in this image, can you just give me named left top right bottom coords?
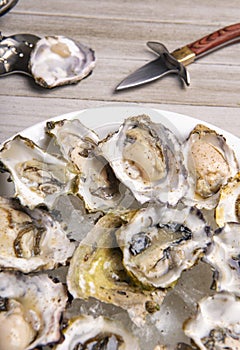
left=0, top=111, right=240, bottom=350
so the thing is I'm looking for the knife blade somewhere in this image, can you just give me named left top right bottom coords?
left=116, top=23, right=240, bottom=90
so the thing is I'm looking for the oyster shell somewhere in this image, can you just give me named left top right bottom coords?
left=184, top=292, right=240, bottom=350
left=67, top=213, right=166, bottom=326
left=115, top=204, right=211, bottom=289
left=0, top=196, right=75, bottom=272
left=100, top=115, right=187, bottom=206
left=55, top=314, right=140, bottom=349
left=47, top=118, right=135, bottom=212
left=215, top=172, right=240, bottom=227
left=0, top=135, right=75, bottom=209
left=183, top=124, right=239, bottom=209
left=29, top=35, right=96, bottom=88
left=154, top=344, right=194, bottom=350
left=0, top=272, right=67, bottom=350
left=203, top=222, right=240, bottom=296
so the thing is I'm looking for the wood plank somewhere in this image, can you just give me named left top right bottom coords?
left=1, top=13, right=239, bottom=65
left=1, top=0, right=239, bottom=152
left=1, top=96, right=240, bottom=144
left=1, top=59, right=239, bottom=107
left=12, top=0, right=240, bottom=27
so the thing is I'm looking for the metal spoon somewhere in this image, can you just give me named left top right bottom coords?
left=0, top=32, right=40, bottom=76
left=0, top=0, right=19, bottom=16
left=0, top=32, right=96, bottom=88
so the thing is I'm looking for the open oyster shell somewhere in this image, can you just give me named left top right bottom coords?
left=67, top=213, right=166, bottom=327
left=55, top=314, right=140, bottom=349
left=183, top=124, right=239, bottom=210
left=0, top=272, right=67, bottom=350
left=215, top=172, right=240, bottom=227
left=29, top=35, right=96, bottom=88
left=115, top=204, right=211, bottom=289
left=184, top=292, right=240, bottom=350
left=100, top=115, right=188, bottom=206
left=0, top=196, right=75, bottom=272
left=47, top=118, right=135, bottom=212
left=154, top=344, right=194, bottom=350
left=0, top=135, right=75, bottom=209
left=203, top=222, right=240, bottom=296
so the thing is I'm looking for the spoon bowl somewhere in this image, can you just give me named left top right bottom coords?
left=0, top=0, right=19, bottom=16
left=0, top=33, right=40, bottom=76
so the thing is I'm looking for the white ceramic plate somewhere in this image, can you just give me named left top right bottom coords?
left=13, top=105, right=240, bottom=150
left=2, top=104, right=239, bottom=196
left=1, top=104, right=239, bottom=195
left=0, top=105, right=239, bottom=349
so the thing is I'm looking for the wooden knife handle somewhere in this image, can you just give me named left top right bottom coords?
left=187, top=23, right=240, bottom=56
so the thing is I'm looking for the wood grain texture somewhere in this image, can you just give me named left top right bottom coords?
left=1, top=96, right=240, bottom=144
left=188, top=23, right=240, bottom=56
left=0, top=0, right=240, bottom=144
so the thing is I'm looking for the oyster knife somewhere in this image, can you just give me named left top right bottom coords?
left=116, top=23, right=240, bottom=90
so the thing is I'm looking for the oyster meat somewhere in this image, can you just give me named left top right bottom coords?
left=55, top=314, right=140, bottom=349
left=184, top=292, right=240, bottom=350
left=204, top=222, right=240, bottom=296
left=215, top=172, right=240, bottom=227
left=183, top=124, right=239, bottom=209
left=47, top=118, right=135, bottom=212
left=0, top=196, right=75, bottom=272
left=115, top=204, right=211, bottom=288
left=1, top=109, right=240, bottom=349
left=67, top=213, right=166, bottom=326
left=154, top=344, right=194, bottom=350
left=100, top=115, right=188, bottom=206
left=0, top=135, right=75, bottom=209
left=29, top=35, right=96, bottom=88
left=0, top=272, right=67, bottom=350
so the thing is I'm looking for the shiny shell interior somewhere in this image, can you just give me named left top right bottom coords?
left=0, top=107, right=240, bottom=350
left=29, top=35, right=96, bottom=88
left=100, top=114, right=188, bottom=206
left=0, top=272, right=67, bottom=350
left=182, top=124, right=239, bottom=209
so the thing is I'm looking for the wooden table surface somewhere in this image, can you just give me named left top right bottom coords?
left=1, top=0, right=240, bottom=143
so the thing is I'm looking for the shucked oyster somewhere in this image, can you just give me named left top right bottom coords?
left=55, top=314, right=140, bottom=349
left=47, top=118, right=135, bottom=212
left=154, top=344, right=194, bottom=350
left=0, top=196, right=75, bottom=272
left=0, top=272, right=67, bottom=350
left=100, top=115, right=187, bottom=206
left=203, top=222, right=240, bottom=297
left=67, top=213, right=166, bottom=326
left=184, top=292, right=240, bottom=350
left=183, top=124, right=239, bottom=209
left=215, top=172, right=240, bottom=227
left=0, top=135, right=75, bottom=209
left=116, top=204, right=211, bottom=289
left=29, top=35, right=96, bottom=88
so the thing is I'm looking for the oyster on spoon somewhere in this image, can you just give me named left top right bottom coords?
left=0, top=33, right=95, bottom=88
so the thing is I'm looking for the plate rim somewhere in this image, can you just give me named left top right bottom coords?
left=3, top=103, right=239, bottom=144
